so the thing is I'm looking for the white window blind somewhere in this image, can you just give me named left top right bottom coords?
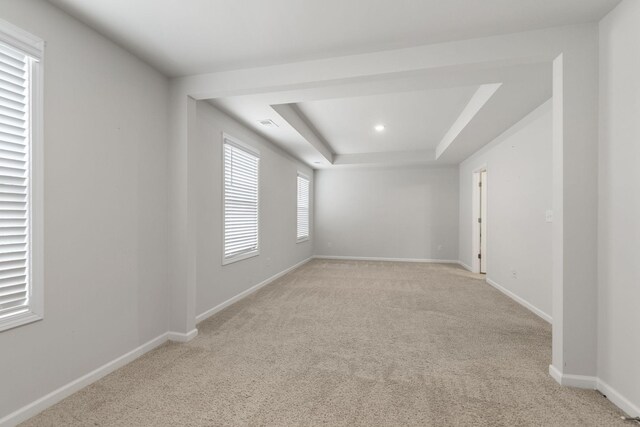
left=0, top=41, right=31, bottom=322
left=223, top=138, right=259, bottom=263
left=296, top=173, right=309, bottom=241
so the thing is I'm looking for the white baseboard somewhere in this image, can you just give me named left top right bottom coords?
left=549, top=364, right=563, bottom=385
left=457, top=260, right=473, bottom=271
left=485, top=277, right=552, bottom=324
left=167, top=328, right=198, bottom=342
left=313, top=255, right=459, bottom=264
left=2, top=258, right=314, bottom=426
left=195, top=257, right=312, bottom=324
left=5, top=255, right=637, bottom=425
left=549, top=365, right=639, bottom=417
left=548, top=364, right=597, bottom=389
left=598, top=378, right=640, bottom=418
left=0, top=333, right=170, bottom=427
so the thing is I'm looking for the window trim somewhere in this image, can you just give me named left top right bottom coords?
left=221, top=133, right=260, bottom=266
left=296, top=171, right=310, bottom=243
left=0, top=19, right=44, bottom=332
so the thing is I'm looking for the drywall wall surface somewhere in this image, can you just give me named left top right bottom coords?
left=0, top=0, right=170, bottom=419
left=598, top=0, right=640, bottom=415
left=459, top=101, right=552, bottom=318
left=314, top=166, right=459, bottom=261
left=193, top=101, right=313, bottom=318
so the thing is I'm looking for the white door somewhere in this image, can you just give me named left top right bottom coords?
left=479, top=170, right=487, bottom=273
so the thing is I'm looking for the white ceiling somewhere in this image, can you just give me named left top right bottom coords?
left=47, top=0, right=621, bottom=77
left=296, top=87, right=477, bottom=154
left=208, top=60, right=551, bottom=168
left=44, top=0, right=611, bottom=168
left=211, top=98, right=328, bottom=164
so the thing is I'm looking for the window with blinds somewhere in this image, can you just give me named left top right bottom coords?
left=0, top=23, right=44, bottom=332
left=296, top=173, right=310, bottom=241
left=223, top=137, right=260, bottom=264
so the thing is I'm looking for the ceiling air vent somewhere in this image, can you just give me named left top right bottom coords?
left=258, top=119, right=279, bottom=128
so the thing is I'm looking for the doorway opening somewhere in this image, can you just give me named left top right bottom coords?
left=472, top=167, right=487, bottom=274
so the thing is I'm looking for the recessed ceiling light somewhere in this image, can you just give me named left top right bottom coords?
left=374, top=124, right=385, bottom=132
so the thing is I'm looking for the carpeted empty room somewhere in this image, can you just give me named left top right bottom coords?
left=1, top=1, right=639, bottom=426
left=22, top=261, right=624, bottom=426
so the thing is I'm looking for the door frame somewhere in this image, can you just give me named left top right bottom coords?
left=471, top=165, right=487, bottom=274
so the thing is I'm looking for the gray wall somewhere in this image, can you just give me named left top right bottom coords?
left=2, top=0, right=638, bottom=420
left=193, top=102, right=314, bottom=318
left=459, top=101, right=552, bottom=318
left=314, top=166, right=459, bottom=261
left=598, top=0, right=640, bottom=413
left=0, top=0, right=170, bottom=419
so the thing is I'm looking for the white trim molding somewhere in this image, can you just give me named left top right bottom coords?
left=470, top=164, right=487, bottom=274
left=597, top=378, right=640, bottom=418
left=196, top=257, right=312, bottom=324
left=0, top=17, right=45, bottom=333
left=313, top=255, right=459, bottom=264
left=485, top=277, right=552, bottom=324
left=457, top=261, right=473, bottom=272
left=221, top=133, right=261, bottom=266
left=296, top=171, right=310, bottom=243
left=0, top=326, right=207, bottom=426
left=167, top=329, right=198, bottom=343
left=0, top=18, right=45, bottom=60
left=0, top=333, right=169, bottom=427
left=548, top=364, right=563, bottom=385
left=548, top=365, right=597, bottom=389
left=548, top=366, right=639, bottom=417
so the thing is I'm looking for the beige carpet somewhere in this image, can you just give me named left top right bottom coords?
left=22, top=260, right=626, bottom=426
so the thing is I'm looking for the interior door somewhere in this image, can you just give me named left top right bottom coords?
left=480, top=170, right=487, bottom=273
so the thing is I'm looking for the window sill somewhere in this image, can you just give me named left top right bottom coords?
left=296, top=237, right=310, bottom=244
left=222, top=250, right=259, bottom=266
left=0, top=311, right=43, bottom=333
